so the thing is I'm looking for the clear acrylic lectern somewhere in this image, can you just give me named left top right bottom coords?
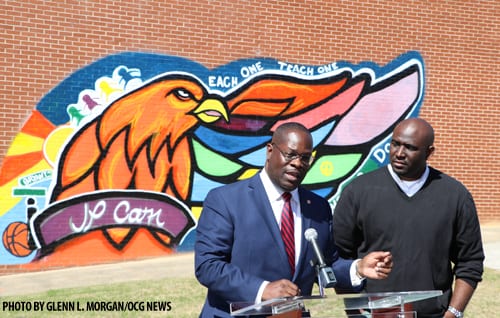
left=230, top=296, right=320, bottom=317
left=341, top=290, right=443, bottom=318
left=230, top=290, right=442, bottom=317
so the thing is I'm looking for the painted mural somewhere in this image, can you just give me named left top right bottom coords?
left=0, top=51, right=424, bottom=269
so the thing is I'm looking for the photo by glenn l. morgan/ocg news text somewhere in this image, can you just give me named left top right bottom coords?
left=2, top=300, right=173, bottom=312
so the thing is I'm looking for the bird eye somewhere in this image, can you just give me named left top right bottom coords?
left=172, top=88, right=194, bottom=101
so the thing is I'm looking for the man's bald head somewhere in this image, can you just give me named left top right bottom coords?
left=390, top=117, right=435, bottom=180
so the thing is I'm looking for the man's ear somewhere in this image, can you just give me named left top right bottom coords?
left=427, top=145, right=435, bottom=159
left=266, top=143, right=273, bottom=160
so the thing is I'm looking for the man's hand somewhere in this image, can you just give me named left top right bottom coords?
left=357, top=251, right=392, bottom=279
left=262, top=279, right=300, bottom=300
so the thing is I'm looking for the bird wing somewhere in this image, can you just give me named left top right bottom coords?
left=218, top=72, right=359, bottom=132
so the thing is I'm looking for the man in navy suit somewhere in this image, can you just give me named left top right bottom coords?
left=195, top=122, right=392, bottom=317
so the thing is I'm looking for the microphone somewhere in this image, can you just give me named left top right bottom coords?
left=304, top=228, right=336, bottom=288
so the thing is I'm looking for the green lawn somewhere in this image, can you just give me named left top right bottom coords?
left=1, top=268, right=499, bottom=317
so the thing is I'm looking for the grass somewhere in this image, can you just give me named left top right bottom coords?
left=1, top=268, right=499, bottom=317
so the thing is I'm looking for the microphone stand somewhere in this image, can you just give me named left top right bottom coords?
left=317, top=265, right=326, bottom=297
left=310, top=259, right=333, bottom=297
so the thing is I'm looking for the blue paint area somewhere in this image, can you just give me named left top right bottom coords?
left=194, top=126, right=270, bottom=155
left=238, top=148, right=267, bottom=167
left=177, top=228, right=196, bottom=252
left=190, top=172, right=225, bottom=202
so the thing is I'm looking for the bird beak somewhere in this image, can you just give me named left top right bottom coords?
left=192, top=99, right=229, bottom=123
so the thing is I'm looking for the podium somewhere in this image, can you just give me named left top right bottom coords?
left=341, top=290, right=443, bottom=317
left=230, top=296, right=314, bottom=317
left=229, top=290, right=442, bottom=317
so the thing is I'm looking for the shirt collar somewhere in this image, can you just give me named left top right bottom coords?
left=259, top=169, right=299, bottom=202
left=387, top=164, right=429, bottom=197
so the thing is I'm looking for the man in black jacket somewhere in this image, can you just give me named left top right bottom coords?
left=333, top=118, right=484, bottom=318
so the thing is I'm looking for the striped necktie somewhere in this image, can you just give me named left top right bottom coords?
left=281, top=192, right=295, bottom=275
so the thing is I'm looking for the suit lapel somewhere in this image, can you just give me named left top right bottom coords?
left=297, top=188, right=313, bottom=276
left=248, top=175, right=290, bottom=271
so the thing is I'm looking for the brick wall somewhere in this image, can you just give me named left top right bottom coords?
left=1, top=0, right=498, bottom=222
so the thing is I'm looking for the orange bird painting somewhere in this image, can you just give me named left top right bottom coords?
left=40, top=72, right=353, bottom=265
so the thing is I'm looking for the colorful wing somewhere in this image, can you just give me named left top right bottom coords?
left=192, top=65, right=421, bottom=200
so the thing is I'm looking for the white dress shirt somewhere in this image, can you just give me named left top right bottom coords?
left=255, top=169, right=362, bottom=302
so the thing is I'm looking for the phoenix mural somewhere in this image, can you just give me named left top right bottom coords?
left=0, top=52, right=424, bottom=269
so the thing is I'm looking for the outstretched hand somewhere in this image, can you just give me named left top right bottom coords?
left=357, top=251, right=393, bottom=279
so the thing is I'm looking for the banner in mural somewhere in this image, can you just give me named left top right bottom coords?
left=0, top=51, right=424, bottom=268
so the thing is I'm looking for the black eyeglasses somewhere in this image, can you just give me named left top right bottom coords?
left=271, top=143, right=314, bottom=166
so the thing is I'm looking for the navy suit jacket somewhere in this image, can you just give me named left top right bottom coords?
left=195, top=174, right=358, bottom=317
